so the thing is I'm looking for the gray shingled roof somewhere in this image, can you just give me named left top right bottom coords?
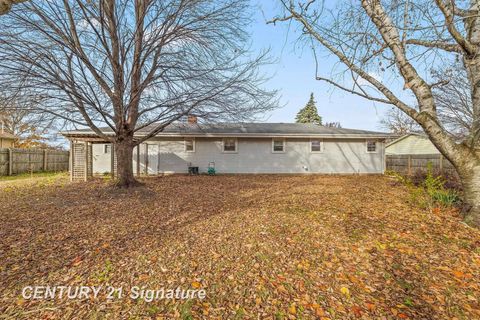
left=62, top=122, right=390, bottom=138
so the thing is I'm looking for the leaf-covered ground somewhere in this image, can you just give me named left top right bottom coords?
left=0, top=175, right=479, bottom=319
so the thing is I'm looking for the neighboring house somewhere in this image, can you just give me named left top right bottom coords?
left=386, top=133, right=440, bottom=155
left=61, top=122, right=390, bottom=181
left=0, top=130, right=17, bottom=148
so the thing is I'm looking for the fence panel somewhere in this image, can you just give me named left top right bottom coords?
left=45, top=150, right=70, bottom=172
left=386, top=154, right=457, bottom=176
left=0, top=148, right=69, bottom=176
left=0, top=149, right=8, bottom=175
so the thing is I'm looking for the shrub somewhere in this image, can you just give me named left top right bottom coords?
left=423, top=163, right=445, bottom=197
left=391, top=163, right=461, bottom=209
left=430, top=189, right=460, bottom=206
left=422, top=163, right=460, bottom=207
left=441, top=171, right=463, bottom=191
left=385, top=170, right=412, bottom=186
left=410, top=167, right=462, bottom=192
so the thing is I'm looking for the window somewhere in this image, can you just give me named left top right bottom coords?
left=310, top=139, right=323, bottom=153
left=185, top=138, right=195, bottom=152
left=223, top=138, right=237, bottom=153
left=104, top=144, right=111, bottom=154
left=272, top=139, right=285, bottom=153
left=366, top=140, right=377, bottom=153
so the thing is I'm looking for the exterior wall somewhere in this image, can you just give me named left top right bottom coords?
left=92, top=144, right=142, bottom=175
left=91, top=138, right=385, bottom=174
left=92, top=144, right=111, bottom=174
left=386, top=135, right=440, bottom=155
left=0, top=138, right=14, bottom=148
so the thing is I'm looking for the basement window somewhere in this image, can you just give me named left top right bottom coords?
left=366, top=140, right=377, bottom=153
left=185, top=138, right=195, bottom=152
left=272, top=139, right=285, bottom=153
left=223, top=138, right=237, bottom=153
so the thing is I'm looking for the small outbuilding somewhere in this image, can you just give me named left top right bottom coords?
left=0, top=130, right=17, bottom=148
left=385, top=133, right=440, bottom=155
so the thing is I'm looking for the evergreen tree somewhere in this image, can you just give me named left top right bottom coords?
left=295, top=93, right=322, bottom=125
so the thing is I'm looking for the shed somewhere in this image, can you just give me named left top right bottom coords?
left=386, top=133, right=440, bottom=155
left=0, top=131, right=17, bottom=148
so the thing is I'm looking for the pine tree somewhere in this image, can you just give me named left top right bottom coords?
left=295, top=93, right=322, bottom=125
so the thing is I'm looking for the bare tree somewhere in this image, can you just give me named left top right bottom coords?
left=381, top=63, right=472, bottom=136
left=0, top=0, right=25, bottom=15
left=0, top=0, right=277, bottom=187
left=324, top=122, right=342, bottom=128
left=432, top=63, right=475, bottom=138
left=380, top=108, right=421, bottom=135
left=270, top=0, right=480, bottom=226
left=0, top=96, right=57, bottom=148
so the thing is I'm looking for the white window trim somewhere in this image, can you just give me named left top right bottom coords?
left=222, top=137, right=238, bottom=153
left=366, top=140, right=378, bottom=153
left=184, top=138, right=195, bottom=152
left=271, top=138, right=286, bottom=153
left=310, top=139, right=324, bottom=153
left=104, top=144, right=111, bottom=154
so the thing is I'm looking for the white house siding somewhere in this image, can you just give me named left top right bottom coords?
left=386, top=135, right=440, bottom=155
left=92, top=144, right=142, bottom=174
left=91, top=138, right=385, bottom=174
left=92, top=144, right=111, bottom=174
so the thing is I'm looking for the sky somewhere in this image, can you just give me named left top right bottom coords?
left=248, top=0, right=391, bottom=131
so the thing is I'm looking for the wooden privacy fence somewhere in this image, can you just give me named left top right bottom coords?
left=386, top=154, right=457, bottom=176
left=0, top=148, right=69, bottom=176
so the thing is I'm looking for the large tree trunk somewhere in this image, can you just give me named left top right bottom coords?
left=462, top=164, right=480, bottom=226
left=114, top=139, right=140, bottom=188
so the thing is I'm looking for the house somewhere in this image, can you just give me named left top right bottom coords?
left=386, top=133, right=440, bottom=155
left=61, top=122, right=390, bottom=181
left=0, top=130, right=16, bottom=148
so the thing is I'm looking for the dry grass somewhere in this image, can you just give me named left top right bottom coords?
left=0, top=175, right=479, bottom=319
left=0, top=172, right=69, bottom=188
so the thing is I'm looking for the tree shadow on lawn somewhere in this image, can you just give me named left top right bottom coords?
left=0, top=175, right=264, bottom=292
left=0, top=175, right=478, bottom=319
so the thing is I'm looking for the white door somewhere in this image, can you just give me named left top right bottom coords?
left=146, top=144, right=159, bottom=175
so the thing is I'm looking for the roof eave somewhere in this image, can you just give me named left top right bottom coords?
left=61, top=131, right=390, bottom=139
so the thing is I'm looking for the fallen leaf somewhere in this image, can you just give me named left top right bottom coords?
left=289, top=303, right=296, bottom=315
left=340, top=286, right=350, bottom=296
left=71, top=256, right=82, bottom=266
left=365, top=302, right=376, bottom=311
left=351, top=306, right=363, bottom=317
left=453, top=270, right=465, bottom=279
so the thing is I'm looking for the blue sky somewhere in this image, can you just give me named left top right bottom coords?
left=249, top=0, right=390, bottom=131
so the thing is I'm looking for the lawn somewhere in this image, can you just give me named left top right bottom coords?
left=0, top=175, right=479, bottom=319
left=0, top=172, right=69, bottom=188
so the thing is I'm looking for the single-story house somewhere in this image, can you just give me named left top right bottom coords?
left=386, top=133, right=440, bottom=155
left=61, top=122, right=390, bottom=181
left=0, top=130, right=17, bottom=148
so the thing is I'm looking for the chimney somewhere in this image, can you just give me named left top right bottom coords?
left=187, top=115, right=197, bottom=124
